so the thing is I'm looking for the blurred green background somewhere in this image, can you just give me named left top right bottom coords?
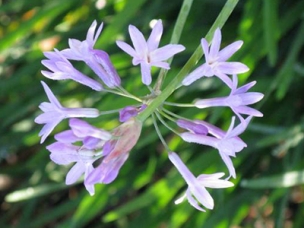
left=1, top=0, right=304, bottom=227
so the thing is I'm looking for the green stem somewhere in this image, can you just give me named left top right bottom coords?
left=164, top=101, right=195, bottom=108
left=137, top=0, right=239, bottom=123
left=152, top=113, right=171, bottom=151
left=155, top=111, right=180, bottom=136
left=154, top=0, right=194, bottom=91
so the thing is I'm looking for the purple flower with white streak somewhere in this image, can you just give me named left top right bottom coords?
left=169, top=152, right=233, bottom=211
left=35, top=81, right=99, bottom=143
left=86, top=118, right=142, bottom=185
left=116, top=20, right=185, bottom=85
left=195, top=74, right=264, bottom=119
left=178, top=117, right=251, bottom=178
left=61, top=20, right=121, bottom=88
left=47, top=118, right=112, bottom=195
left=41, top=49, right=102, bottom=91
left=182, top=28, right=249, bottom=88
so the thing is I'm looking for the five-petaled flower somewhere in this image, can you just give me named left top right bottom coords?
left=182, top=28, right=249, bottom=88
left=178, top=117, right=251, bottom=179
left=194, top=74, right=264, bottom=120
left=116, top=19, right=185, bottom=85
left=35, top=81, right=99, bottom=143
left=169, top=152, right=233, bottom=211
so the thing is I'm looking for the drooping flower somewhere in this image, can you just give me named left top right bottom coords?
left=86, top=118, right=142, bottom=185
left=61, top=20, right=121, bottom=88
left=116, top=19, right=185, bottom=85
left=179, top=116, right=251, bottom=178
left=169, top=152, right=233, bottom=211
left=41, top=49, right=103, bottom=91
left=182, top=28, right=249, bottom=88
left=47, top=118, right=113, bottom=195
left=194, top=74, right=264, bottom=119
left=35, top=81, right=99, bottom=143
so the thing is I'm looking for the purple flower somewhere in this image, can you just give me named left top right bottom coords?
left=47, top=118, right=112, bottom=195
left=182, top=28, right=249, bottom=88
left=35, top=81, right=99, bottom=143
left=177, top=119, right=208, bottom=135
left=195, top=75, right=264, bottom=119
left=41, top=49, right=103, bottom=91
left=119, top=104, right=147, bottom=122
left=180, top=117, right=251, bottom=178
left=116, top=20, right=185, bottom=85
left=86, top=118, right=142, bottom=185
left=169, top=152, right=233, bottom=211
left=47, top=142, right=98, bottom=195
left=61, top=20, right=121, bottom=88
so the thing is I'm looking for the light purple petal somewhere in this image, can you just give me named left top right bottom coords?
left=55, top=130, right=80, bottom=143
left=147, top=19, right=163, bottom=51
left=217, top=62, right=249, bottom=75
left=69, top=118, right=112, bottom=140
left=219, top=152, right=236, bottom=179
left=177, top=119, right=208, bottom=135
left=150, top=61, right=170, bottom=69
left=237, top=92, right=264, bottom=105
left=83, top=136, right=101, bottom=149
left=38, top=118, right=62, bottom=143
left=168, top=152, right=197, bottom=183
left=234, top=81, right=256, bottom=94
left=90, top=50, right=121, bottom=88
left=233, top=106, right=263, bottom=117
left=182, top=64, right=208, bottom=86
left=119, top=106, right=138, bottom=122
left=195, top=97, right=227, bottom=109
left=116, top=41, right=137, bottom=58
left=102, top=154, right=129, bottom=184
left=218, top=40, right=243, bottom=62
left=194, top=120, right=225, bottom=139
left=140, top=62, right=152, bottom=85
left=150, top=44, right=185, bottom=62
left=181, top=132, right=218, bottom=148
left=201, top=38, right=210, bottom=62
left=186, top=189, right=207, bottom=212
left=197, top=173, right=234, bottom=188
left=213, top=71, right=233, bottom=88
left=209, top=28, right=222, bottom=60
left=41, top=81, right=62, bottom=109
left=84, top=164, right=95, bottom=195
left=66, top=162, right=85, bottom=185
left=129, top=25, right=148, bottom=56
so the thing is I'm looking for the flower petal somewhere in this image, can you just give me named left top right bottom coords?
left=66, top=162, right=85, bottom=185
left=116, top=41, right=137, bottom=58
left=209, top=28, right=222, bottom=60
left=140, top=62, right=152, bottom=85
left=147, top=19, right=163, bottom=51
left=219, top=152, right=236, bottom=179
left=150, top=44, right=185, bottom=62
left=129, top=25, right=148, bottom=56
left=218, top=40, right=243, bottom=61
left=41, top=81, right=62, bottom=109
left=182, top=64, right=208, bottom=86
left=217, top=62, right=249, bottom=75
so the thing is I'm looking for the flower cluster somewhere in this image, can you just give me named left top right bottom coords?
left=35, top=20, right=263, bottom=211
